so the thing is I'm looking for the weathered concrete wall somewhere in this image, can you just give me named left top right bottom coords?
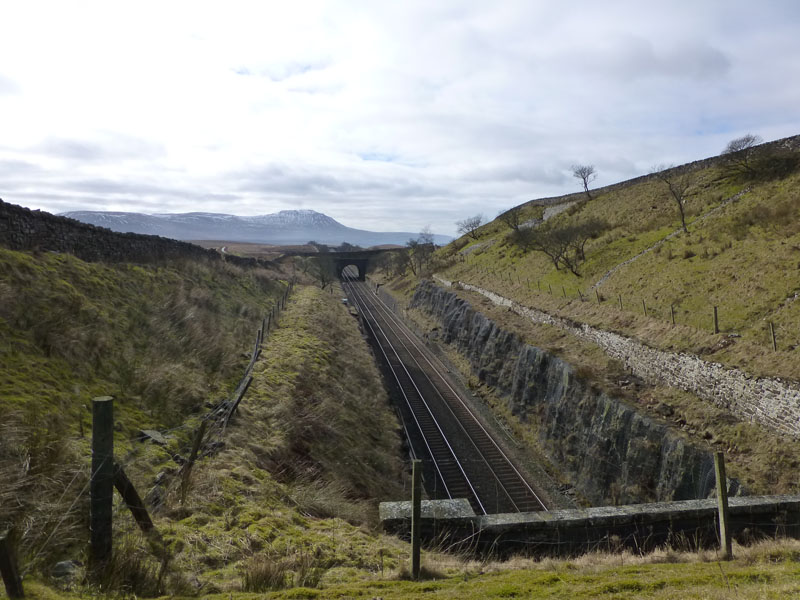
left=381, top=495, right=800, bottom=557
left=411, top=280, right=723, bottom=506
left=435, top=276, right=800, bottom=438
left=0, top=199, right=269, bottom=269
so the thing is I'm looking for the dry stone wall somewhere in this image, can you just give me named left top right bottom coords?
left=434, top=276, right=800, bottom=437
left=520, top=134, right=800, bottom=211
left=0, top=199, right=267, bottom=269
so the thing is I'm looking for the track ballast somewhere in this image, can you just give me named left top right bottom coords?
left=341, top=273, right=548, bottom=515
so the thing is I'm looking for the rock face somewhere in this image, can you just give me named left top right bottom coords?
left=411, top=280, right=720, bottom=506
left=437, top=276, right=800, bottom=438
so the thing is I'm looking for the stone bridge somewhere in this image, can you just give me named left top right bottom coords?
left=282, top=248, right=405, bottom=281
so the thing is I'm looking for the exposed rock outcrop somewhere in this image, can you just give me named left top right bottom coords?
left=412, top=280, right=723, bottom=506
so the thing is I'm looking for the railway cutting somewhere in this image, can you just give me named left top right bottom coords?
left=341, top=270, right=549, bottom=515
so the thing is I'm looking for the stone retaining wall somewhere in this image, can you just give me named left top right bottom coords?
left=381, top=495, right=800, bottom=556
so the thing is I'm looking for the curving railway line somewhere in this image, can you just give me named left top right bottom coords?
left=341, top=270, right=548, bottom=515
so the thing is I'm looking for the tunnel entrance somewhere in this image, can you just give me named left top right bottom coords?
left=335, top=259, right=367, bottom=280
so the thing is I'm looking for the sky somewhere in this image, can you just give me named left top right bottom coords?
left=1, top=1, right=799, bottom=236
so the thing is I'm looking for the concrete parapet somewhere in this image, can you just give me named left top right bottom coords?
left=381, top=495, right=800, bottom=556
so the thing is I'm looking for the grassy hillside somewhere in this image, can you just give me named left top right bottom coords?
left=438, top=140, right=800, bottom=381
left=0, top=250, right=290, bottom=579
left=114, top=284, right=407, bottom=595
left=373, top=138, right=800, bottom=498
left=0, top=248, right=406, bottom=596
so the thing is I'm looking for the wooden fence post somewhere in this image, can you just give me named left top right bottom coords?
left=181, top=420, right=208, bottom=504
left=670, top=304, right=675, bottom=326
left=642, top=299, right=647, bottom=317
left=595, top=289, right=601, bottom=304
left=90, top=396, right=114, bottom=574
left=713, top=306, right=719, bottom=334
left=618, top=295, right=623, bottom=310
left=769, top=321, right=777, bottom=351
left=114, top=463, right=156, bottom=534
left=0, top=533, right=24, bottom=599
left=715, top=452, right=732, bottom=559
left=548, top=283, right=552, bottom=295
left=411, top=459, right=422, bottom=580
left=562, top=286, right=566, bottom=298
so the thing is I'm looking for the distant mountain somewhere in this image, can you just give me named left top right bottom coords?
left=58, top=209, right=452, bottom=247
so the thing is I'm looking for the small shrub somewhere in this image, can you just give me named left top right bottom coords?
left=242, top=555, right=291, bottom=592
left=100, top=535, right=165, bottom=597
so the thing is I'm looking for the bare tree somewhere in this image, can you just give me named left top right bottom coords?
left=407, top=227, right=436, bottom=275
left=417, top=226, right=435, bottom=246
left=721, top=133, right=763, bottom=177
left=571, top=164, right=597, bottom=200
left=394, top=248, right=413, bottom=276
left=516, top=219, right=606, bottom=276
left=312, top=256, right=336, bottom=289
left=456, top=214, right=485, bottom=240
left=497, top=205, right=523, bottom=232
left=652, top=165, right=696, bottom=234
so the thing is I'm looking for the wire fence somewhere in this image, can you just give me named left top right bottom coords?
left=452, top=259, right=790, bottom=352
left=2, top=279, right=298, bottom=586
left=4, top=273, right=800, bottom=596
left=428, top=274, right=800, bottom=438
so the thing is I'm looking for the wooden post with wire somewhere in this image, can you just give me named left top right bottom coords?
left=671, top=304, right=675, bottom=326
left=411, top=459, right=422, bottom=580
left=180, top=420, right=208, bottom=504
left=90, top=396, right=114, bottom=575
left=769, top=321, right=777, bottom=351
left=713, top=306, right=719, bottom=334
left=114, top=463, right=156, bottom=534
left=0, top=532, right=24, bottom=599
left=715, top=452, right=732, bottom=560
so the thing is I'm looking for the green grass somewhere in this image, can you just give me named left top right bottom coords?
left=14, top=539, right=800, bottom=599
left=375, top=148, right=800, bottom=498
left=0, top=249, right=289, bottom=586
left=1, top=271, right=407, bottom=597
left=113, top=283, right=407, bottom=595
left=429, top=156, right=800, bottom=386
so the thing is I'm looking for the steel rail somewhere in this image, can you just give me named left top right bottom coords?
left=343, top=272, right=547, bottom=513
left=340, top=274, right=483, bottom=511
left=357, top=279, right=548, bottom=512
left=344, top=276, right=521, bottom=511
left=342, top=274, right=481, bottom=510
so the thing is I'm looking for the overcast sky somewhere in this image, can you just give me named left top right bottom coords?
left=1, top=1, right=799, bottom=236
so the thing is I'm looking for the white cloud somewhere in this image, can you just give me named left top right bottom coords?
left=0, top=1, right=799, bottom=236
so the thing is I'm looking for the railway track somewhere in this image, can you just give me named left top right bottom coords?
left=341, top=272, right=548, bottom=514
